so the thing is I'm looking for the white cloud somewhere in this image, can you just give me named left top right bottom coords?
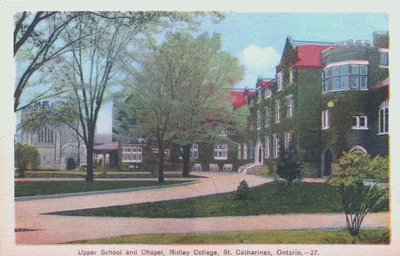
left=239, top=44, right=280, bottom=87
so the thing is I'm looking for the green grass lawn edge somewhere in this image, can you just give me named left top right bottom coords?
left=71, top=228, right=390, bottom=244
left=51, top=183, right=389, bottom=217
left=15, top=180, right=191, bottom=197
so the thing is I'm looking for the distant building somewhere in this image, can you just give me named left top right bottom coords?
left=21, top=101, right=87, bottom=170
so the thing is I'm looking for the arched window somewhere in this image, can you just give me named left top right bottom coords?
left=349, top=145, right=368, bottom=155
left=378, top=99, right=389, bottom=134
left=38, top=126, right=54, bottom=143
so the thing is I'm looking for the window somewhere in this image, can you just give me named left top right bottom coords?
left=237, top=144, right=242, bottom=160
left=249, top=140, right=254, bottom=160
left=287, top=95, right=294, bottom=118
left=191, top=144, right=198, bottom=159
left=38, top=126, right=54, bottom=143
left=121, top=145, right=142, bottom=163
left=214, top=144, right=228, bottom=160
left=322, top=110, right=330, bottom=129
left=378, top=100, right=389, bottom=134
left=275, top=100, right=281, bottom=123
left=352, top=116, right=368, bottom=130
left=272, top=134, right=280, bottom=158
left=218, top=127, right=228, bottom=136
left=323, top=63, right=368, bottom=93
left=264, top=136, right=270, bottom=159
left=289, top=68, right=295, bottom=84
left=379, top=49, right=389, bottom=68
left=277, top=72, right=283, bottom=91
left=243, top=144, right=248, bottom=160
left=265, top=88, right=272, bottom=99
left=284, top=132, right=292, bottom=151
left=265, top=107, right=270, bottom=127
left=257, top=109, right=262, bottom=129
left=258, top=89, right=263, bottom=102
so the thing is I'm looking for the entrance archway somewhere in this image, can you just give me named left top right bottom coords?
left=322, top=148, right=334, bottom=177
left=66, top=157, right=76, bottom=170
left=254, top=141, right=263, bottom=164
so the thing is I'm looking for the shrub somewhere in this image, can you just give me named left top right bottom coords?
left=235, top=180, right=250, bottom=200
left=276, top=142, right=302, bottom=185
left=328, top=152, right=389, bottom=236
left=15, top=143, right=40, bottom=178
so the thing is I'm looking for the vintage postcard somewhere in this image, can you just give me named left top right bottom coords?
left=1, top=0, right=399, bottom=256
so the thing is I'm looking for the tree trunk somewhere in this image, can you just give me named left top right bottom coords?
left=182, top=144, right=191, bottom=177
left=158, top=146, right=165, bottom=184
left=85, top=132, right=95, bottom=182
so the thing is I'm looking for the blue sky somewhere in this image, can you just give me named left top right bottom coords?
left=96, top=13, right=389, bottom=134
left=197, top=12, right=389, bottom=88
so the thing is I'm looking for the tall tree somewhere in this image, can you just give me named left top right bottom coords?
left=14, top=12, right=83, bottom=112
left=44, top=12, right=210, bottom=182
left=120, top=31, right=244, bottom=181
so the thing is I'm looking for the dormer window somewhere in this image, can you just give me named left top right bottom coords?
left=277, top=72, right=283, bottom=91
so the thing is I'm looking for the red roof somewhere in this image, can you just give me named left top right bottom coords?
left=94, top=141, right=119, bottom=152
left=294, top=45, right=333, bottom=69
left=261, top=80, right=274, bottom=88
left=230, top=91, right=246, bottom=109
left=374, top=77, right=389, bottom=89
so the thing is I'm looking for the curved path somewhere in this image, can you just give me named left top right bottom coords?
left=15, top=172, right=389, bottom=244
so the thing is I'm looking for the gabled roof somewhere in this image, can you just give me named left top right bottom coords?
left=261, top=79, right=274, bottom=88
left=294, top=45, right=333, bottom=69
left=94, top=141, right=119, bottom=152
left=230, top=91, right=246, bottom=109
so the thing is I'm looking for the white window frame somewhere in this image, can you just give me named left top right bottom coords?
left=323, top=61, right=369, bottom=93
left=265, top=106, right=270, bottom=127
left=379, top=49, right=389, bottom=68
left=289, top=68, right=295, bottom=84
left=243, top=144, right=248, bottom=160
left=378, top=100, right=389, bottom=135
left=284, top=132, right=292, bottom=151
left=121, top=145, right=143, bottom=163
left=191, top=144, right=198, bottom=159
left=265, top=88, right=272, bottom=99
left=352, top=116, right=368, bottom=130
left=219, top=127, right=228, bottom=136
left=214, top=144, right=228, bottom=160
left=272, top=134, right=280, bottom=158
left=277, top=72, right=283, bottom=91
left=275, top=100, right=280, bottom=124
left=237, top=144, right=242, bottom=160
left=287, top=95, right=294, bottom=118
left=264, top=136, right=270, bottom=159
left=322, top=110, right=330, bottom=130
left=38, top=126, right=54, bottom=143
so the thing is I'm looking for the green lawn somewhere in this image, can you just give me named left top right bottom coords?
left=72, top=228, right=390, bottom=244
left=15, top=180, right=189, bottom=197
left=22, top=171, right=201, bottom=179
left=50, top=183, right=388, bottom=217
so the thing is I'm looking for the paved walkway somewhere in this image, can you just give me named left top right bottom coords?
left=15, top=172, right=389, bottom=244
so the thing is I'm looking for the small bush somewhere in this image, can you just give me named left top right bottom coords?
left=15, top=143, right=40, bottom=177
left=235, top=180, right=250, bottom=200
